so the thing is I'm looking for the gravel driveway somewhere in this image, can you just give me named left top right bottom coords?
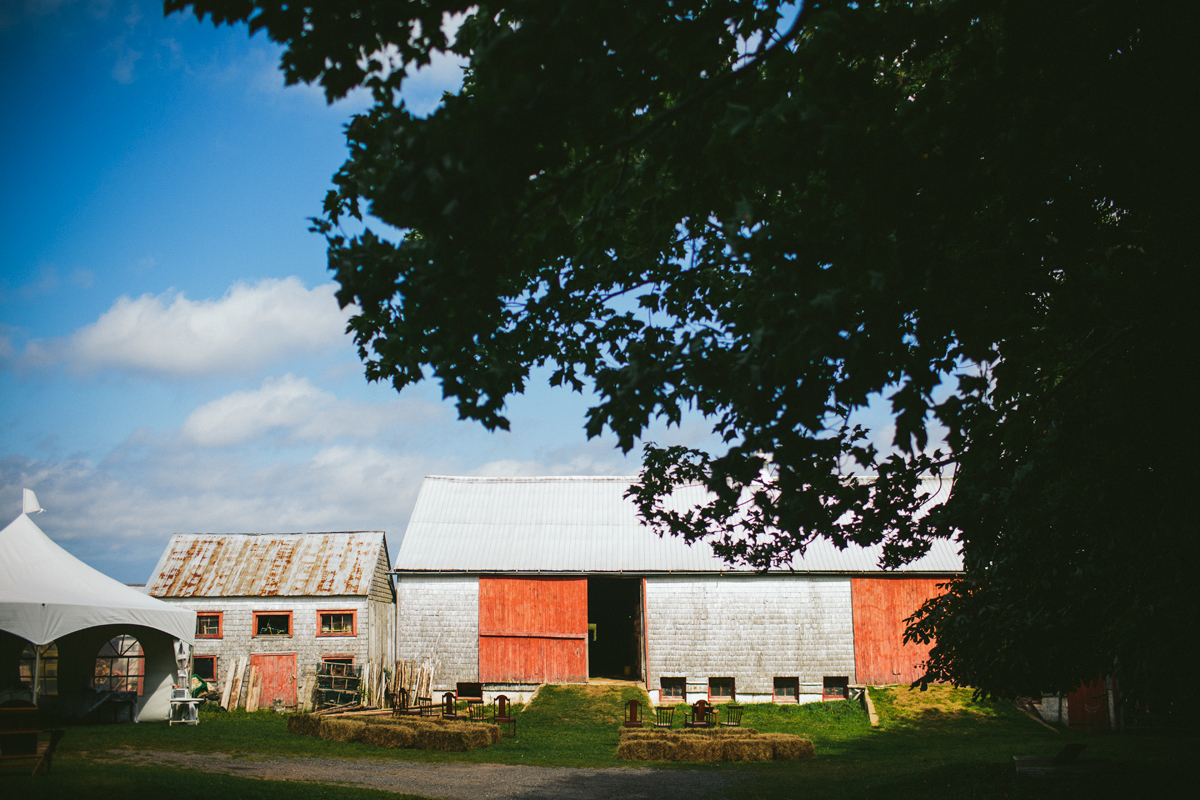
left=102, top=750, right=750, bottom=799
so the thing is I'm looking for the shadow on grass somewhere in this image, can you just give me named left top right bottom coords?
left=10, top=759, right=424, bottom=800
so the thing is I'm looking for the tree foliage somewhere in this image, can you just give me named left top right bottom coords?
left=168, top=0, right=1199, bottom=699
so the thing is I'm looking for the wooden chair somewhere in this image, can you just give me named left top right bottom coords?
left=623, top=698, right=644, bottom=728
left=441, top=691, right=465, bottom=721
left=0, top=699, right=65, bottom=776
left=653, top=705, right=676, bottom=729
left=684, top=699, right=716, bottom=728
left=467, top=703, right=489, bottom=723
left=719, top=704, right=744, bottom=727
left=492, top=694, right=517, bottom=737
left=392, top=687, right=421, bottom=716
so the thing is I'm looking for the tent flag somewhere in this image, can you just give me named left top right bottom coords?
left=23, top=489, right=44, bottom=515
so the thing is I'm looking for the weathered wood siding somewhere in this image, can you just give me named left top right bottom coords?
left=165, top=595, right=370, bottom=708
left=397, top=575, right=479, bottom=690
left=479, top=576, right=587, bottom=683
left=645, top=575, right=855, bottom=695
left=851, top=577, right=947, bottom=686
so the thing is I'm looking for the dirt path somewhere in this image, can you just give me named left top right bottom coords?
left=100, top=750, right=750, bottom=799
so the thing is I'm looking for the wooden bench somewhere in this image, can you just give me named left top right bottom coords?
left=456, top=682, right=484, bottom=704
left=0, top=699, right=66, bottom=776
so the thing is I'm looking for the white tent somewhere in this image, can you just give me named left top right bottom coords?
left=0, top=512, right=194, bottom=645
left=0, top=492, right=194, bottom=721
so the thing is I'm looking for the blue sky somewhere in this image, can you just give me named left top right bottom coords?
left=0, top=1, right=728, bottom=581
left=1, top=1, right=910, bottom=583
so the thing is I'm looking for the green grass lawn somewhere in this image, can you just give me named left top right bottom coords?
left=32, top=684, right=1195, bottom=799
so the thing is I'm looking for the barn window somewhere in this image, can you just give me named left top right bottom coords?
left=253, top=611, right=292, bottom=637
left=709, top=677, right=735, bottom=700
left=661, top=677, right=685, bottom=699
left=19, top=643, right=58, bottom=696
left=773, top=677, right=798, bottom=701
left=322, top=655, right=354, bottom=666
left=823, top=676, right=848, bottom=699
left=196, top=612, right=223, bottom=638
left=193, top=655, right=217, bottom=681
left=94, top=634, right=144, bottom=695
left=317, top=610, right=356, bottom=636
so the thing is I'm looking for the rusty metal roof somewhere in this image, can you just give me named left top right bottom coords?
left=147, top=531, right=388, bottom=597
left=395, top=476, right=961, bottom=574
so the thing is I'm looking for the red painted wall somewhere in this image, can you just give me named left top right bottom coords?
left=852, top=577, right=949, bottom=686
left=479, top=577, right=588, bottom=683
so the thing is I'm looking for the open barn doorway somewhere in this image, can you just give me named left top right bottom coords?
left=587, top=578, right=643, bottom=680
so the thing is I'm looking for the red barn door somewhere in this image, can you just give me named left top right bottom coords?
left=249, top=653, right=297, bottom=707
left=852, top=577, right=949, bottom=686
left=479, top=577, right=588, bottom=683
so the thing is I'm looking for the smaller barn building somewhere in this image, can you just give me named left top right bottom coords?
left=147, top=531, right=395, bottom=710
left=394, top=476, right=961, bottom=705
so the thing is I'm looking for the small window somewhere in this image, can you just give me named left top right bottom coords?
left=661, top=677, right=685, bottom=699
left=823, top=676, right=848, bottom=699
left=709, top=677, right=735, bottom=700
left=253, top=611, right=292, bottom=637
left=95, top=634, right=144, bottom=695
left=318, top=610, right=356, bottom=637
left=196, top=612, right=223, bottom=638
left=19, top=643, right=58, bottom=696
left=322, top=655, right=354, bottom=667
left=774, top=677, right=798, bottom=701
left=193, top=655, right=217, bottom=681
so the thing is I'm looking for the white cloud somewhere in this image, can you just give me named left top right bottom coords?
left=21, top=277, right=356, bottom=377
left=182, top=374, right=440, bottom=447
left=1, top=443, right=446, bottom=582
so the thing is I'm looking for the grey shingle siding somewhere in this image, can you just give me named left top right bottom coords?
left=645, top=575, right=855, bottom=695
left=397, top=575, right=479, bottom=690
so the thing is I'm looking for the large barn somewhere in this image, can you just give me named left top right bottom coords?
left=147, top=531, right=395, bottom=710
left=393, top=476, right=960, bottom=704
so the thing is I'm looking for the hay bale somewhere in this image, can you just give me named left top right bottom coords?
left=287, top=713, right=322, bottom=738
left=360, top=724, right=417, bottom=749
left=415, top=726, right=473, bottom=752
left=616, top=739, right=676, bottom=761
left=672, top=736, right=719, bottom=762
left=758, top=734, right=816, bottom=760
left=717, top=739, right=774, bottom=762
left=319, top=718, right=367, bottom=743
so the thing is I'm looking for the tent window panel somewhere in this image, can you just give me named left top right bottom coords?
left=193, top=655, right=217, bottom=681
left=94, top=635, right=145, bottom=695
left=196, top=612, right=223, bottom=638
left=253, top=611, right=293, bottom=637
left=318, top=610, right=356, bottom=636
left=19, top=643, right=58, bottom=696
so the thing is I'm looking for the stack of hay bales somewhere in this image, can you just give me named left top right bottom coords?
left=616, top=728, right=814, bottom=762
left=288, top=713, right=501, bottom=752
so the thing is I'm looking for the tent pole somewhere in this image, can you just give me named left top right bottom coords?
left=32, top=646, right=42, bottom=705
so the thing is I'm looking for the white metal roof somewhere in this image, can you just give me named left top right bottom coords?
left=395, top=475, right=961, bottom=574
left=147, top=531, right=388, bottom=597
